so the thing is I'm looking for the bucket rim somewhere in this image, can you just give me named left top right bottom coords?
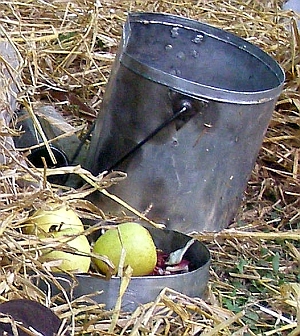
left=120, top=12, right=285, bottom=105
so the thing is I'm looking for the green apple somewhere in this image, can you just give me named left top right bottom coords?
left=93, top=222, right=157, bottom=277
left=40, top=229, right=91, bottom=273
left=24, top=203, right=84, bottom=235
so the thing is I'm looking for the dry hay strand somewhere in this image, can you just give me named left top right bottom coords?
left=0, top=0, right=299, bottom=335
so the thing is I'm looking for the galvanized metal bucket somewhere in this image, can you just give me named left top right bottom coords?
left=85, top=12, right=285, bottom=233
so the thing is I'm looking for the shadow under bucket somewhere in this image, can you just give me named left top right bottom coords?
left=85, top=12, right=285, bottom=233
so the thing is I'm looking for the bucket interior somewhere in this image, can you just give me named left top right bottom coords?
left=146, top=227, right=210, bottom=272
left=125, top=15, right=283, bottom=94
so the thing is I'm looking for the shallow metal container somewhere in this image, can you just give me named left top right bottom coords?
left=35, top=227, right=210, bottom=311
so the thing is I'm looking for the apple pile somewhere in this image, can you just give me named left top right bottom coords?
left=24, top=203, right=91, bottom=273
left=24, top=206, right=158, bottom=276
left=24, top=207, right=191, bottom=277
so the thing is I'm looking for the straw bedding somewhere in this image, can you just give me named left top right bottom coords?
left=0, top=0, right=299, bottom=335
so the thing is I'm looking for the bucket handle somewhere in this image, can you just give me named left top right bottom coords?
left=107, top=92, right=208, bottom=171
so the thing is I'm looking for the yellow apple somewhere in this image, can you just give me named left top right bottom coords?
left=93, top=222, right=157, bottom=277
left=24, top=203, right=84, bottom=235
left=40, top=229, right=91, bottom=273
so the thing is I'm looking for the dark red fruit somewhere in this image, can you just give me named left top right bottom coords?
left=0, top=299, right=69, bottom=336
left=151, top=249, right=190, bottom=275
